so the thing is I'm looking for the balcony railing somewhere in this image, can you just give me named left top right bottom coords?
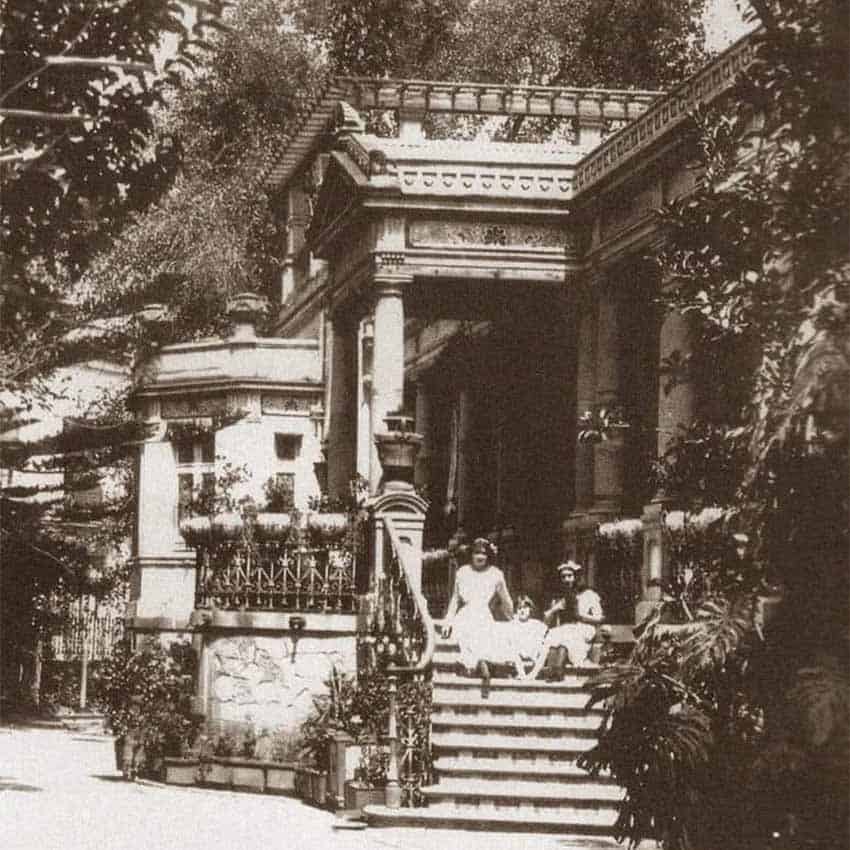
left=194, top=540, right=357, bottom=613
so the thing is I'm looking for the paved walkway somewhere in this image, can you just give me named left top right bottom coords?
left=0, top=725, right=628, bottom=850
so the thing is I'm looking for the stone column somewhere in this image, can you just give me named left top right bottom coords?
left=369, top=279, right=407, bottom=493
left=327, top=315, right=357, bottom=499
left=456, top=387, right=473, bottom=534
left=591, top=281, right=625, bottom=517
left=641, top=286, right=697, bottom=594
left=656, top=302, right=696, bottom=460
left=574, top=294, right=597, bottom=512
left=357, top=318, right=374, bottom=484
left=413, top=379, right=431, bottom=491
left=562, top=290, right=597, bottom=564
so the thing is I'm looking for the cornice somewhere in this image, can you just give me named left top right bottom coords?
left=573, top=28, right=759, bottom=195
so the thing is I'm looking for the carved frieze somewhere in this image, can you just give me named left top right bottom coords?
left=261, top=393, right=324, bottom=415
left=161, top=395, right=228, bottom=420
left=408, top=220, right=571, bottom=252
left=574, top=34, right=756, bottom=193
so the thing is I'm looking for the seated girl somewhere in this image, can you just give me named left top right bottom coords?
left=508, top=595, right=548, bottom=678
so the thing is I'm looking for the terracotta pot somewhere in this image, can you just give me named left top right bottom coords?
left=310, top=770, right=328, bottom=807
left=114, top=733, right=141, bottom=779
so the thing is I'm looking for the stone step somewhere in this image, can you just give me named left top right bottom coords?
left=433, top=755, right=615, bottom=782
left=422, top=777, right=625, bottom=804
left=433, top=684, right=598, bottom=711
left=432, top=711, right=603, bottom=734
left=363, top=803, right=618, bottom=834
left=432, top=730, right=596, bottom=754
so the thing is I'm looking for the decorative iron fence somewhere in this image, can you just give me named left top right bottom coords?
left=50, top=596, right=125, bottom=661
left=195, top=540, right=357, bottom=613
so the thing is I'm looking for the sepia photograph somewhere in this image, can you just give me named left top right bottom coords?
left=1, top=1, right=847, bottom=848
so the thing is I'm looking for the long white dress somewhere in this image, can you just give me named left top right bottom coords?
left=450, top=564, right=516, bottom=671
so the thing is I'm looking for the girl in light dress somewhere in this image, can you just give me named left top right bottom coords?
left=441, top=538, right=517, bottom=688
left=442, top=540, right=551, bottom=685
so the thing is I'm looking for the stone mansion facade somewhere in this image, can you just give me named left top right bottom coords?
left=128, top=32, right=756, bottom=744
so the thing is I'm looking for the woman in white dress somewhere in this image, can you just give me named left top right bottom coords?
left=441, top=538, right=515, bottom=688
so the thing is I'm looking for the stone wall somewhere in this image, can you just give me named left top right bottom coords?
left=204, top=631, right=357, bottom=735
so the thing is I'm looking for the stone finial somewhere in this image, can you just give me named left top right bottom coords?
left=226, top=291, right=268, bottom=340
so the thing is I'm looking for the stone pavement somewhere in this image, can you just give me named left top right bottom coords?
left=0, top=725, right=629, bottom=850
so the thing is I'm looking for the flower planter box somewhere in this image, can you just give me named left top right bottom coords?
left=201, top=759, right=233, bottom=787
left=265, top=762, right=297, bottom=795
left=344, top=781, right=386, bottom=811
left=163, top=757, right=200, bottom=786
left=229, top=758, right=266, bottom=792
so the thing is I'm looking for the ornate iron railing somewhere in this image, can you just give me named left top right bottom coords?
left=195, top=540, right=357, bottom=613
left=360, top=514, right=436, bottom=807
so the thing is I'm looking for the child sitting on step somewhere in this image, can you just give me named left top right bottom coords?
left=508, top=595, right=548, bottom=679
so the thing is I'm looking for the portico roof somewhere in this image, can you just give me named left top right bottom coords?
left=263, top=77, right=660, bottom=190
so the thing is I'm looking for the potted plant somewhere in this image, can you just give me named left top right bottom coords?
left=179, top=515, right=212, bottom=546
left=210, top=511, right=244, bottom=540
left=230, top=728, right=266, bottom=791
left=253, top=512, right=292, bottom=542
left=98, top=640, right=200, bottom=780
left=200, top=733, right=237, bottom=787
left=305, top=512, right=350, bottom=546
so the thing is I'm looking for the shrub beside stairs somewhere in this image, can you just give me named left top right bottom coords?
left=363, top=634, right=623, bottom=834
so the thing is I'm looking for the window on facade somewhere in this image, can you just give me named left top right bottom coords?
left=274, top=433, right=301, bottom=461
left=270, top=472, right=295, bottom=512
left=175, top=436, right=215, bottom=521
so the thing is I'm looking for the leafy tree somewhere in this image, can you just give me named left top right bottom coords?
left=580, top=2, right=849, bottom=848
left=305, top=0, right=706, bottom=87
left=82, top=0, right=326, bottom=357
left=0, top=0, right=232, bottom=394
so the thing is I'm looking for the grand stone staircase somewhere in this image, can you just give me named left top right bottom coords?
left=364, top=636, right=624, bottom=834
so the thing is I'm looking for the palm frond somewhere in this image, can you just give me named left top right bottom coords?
left=679, top=595, right=758, bottom=678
